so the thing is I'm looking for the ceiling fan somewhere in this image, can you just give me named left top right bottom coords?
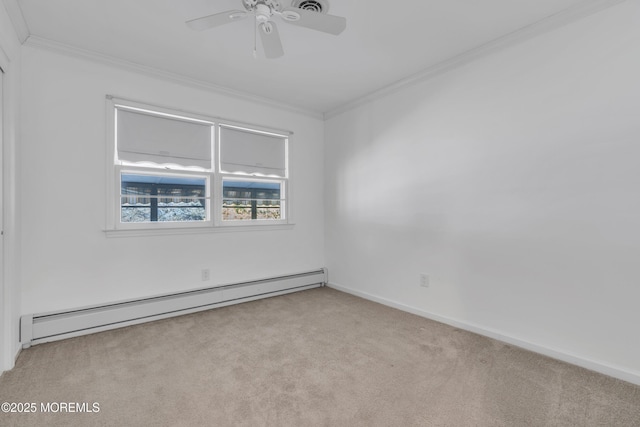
left=186, top=0, right=347, bottom=59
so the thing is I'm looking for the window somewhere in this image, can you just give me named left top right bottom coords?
left=218, top=125, right=288, bottom=223
left=106, top=97, right=290, bottom=233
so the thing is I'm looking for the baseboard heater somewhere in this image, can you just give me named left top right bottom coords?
left=20, top=268, right=327, bottom=348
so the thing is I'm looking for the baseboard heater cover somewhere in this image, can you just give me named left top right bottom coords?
left=21, top=268, right=327, bottom=347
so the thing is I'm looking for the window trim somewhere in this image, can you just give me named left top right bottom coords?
left=105, top=96, right=293, bottom=235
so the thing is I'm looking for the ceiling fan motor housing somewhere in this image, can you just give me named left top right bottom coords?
left=242, top=0, right=282, bottom=13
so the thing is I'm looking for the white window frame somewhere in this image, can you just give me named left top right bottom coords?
left=215, top=123, right=289, bottom=228
left=105, top=96, right=292, bottom=235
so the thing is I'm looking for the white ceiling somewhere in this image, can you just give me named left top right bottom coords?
left=14, top=0, right=593, bottom=114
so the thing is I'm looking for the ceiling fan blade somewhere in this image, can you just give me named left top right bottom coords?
left=281, top=7, right=346, bottom=35
left=259, top=22, right=284, bottom=59
left=186, top=10, right=247, bottom=31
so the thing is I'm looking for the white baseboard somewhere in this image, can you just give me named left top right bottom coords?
left=13, top=345, right=21, bottom=364
left=328, top=282, right=640, bottom=386
left=1, top=343, right=22, bottom=373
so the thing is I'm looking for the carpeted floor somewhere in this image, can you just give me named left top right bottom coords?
left=0, top=287, right=639, bottom=426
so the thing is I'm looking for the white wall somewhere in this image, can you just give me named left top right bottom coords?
left=1, top=1, right=23, bottom=371
left=325, top=1, right=640, bottom=383
left=20, top=45, right=325, bottom=314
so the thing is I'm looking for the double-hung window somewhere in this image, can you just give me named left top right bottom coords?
left=219, top=125, right=287, bottom=222
left=106, top=97, right=290, bottom=233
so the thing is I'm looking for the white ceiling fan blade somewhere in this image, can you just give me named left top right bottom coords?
left=281, top=7, right=346, bottom=35
left=186, top=10, right=247, bottom=31
left=259, top=22, right=284, bottom=59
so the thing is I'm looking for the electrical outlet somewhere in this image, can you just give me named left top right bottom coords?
left=420, top=273, right=429, bottom=288
left=201, top=269, right=210, bottom=281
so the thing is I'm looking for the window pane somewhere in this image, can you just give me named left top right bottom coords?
left=121, top=206, right=151, bottom=222
left=121, top=174, right=207, bottom=223
left=222, top=180, right=282, bottom=221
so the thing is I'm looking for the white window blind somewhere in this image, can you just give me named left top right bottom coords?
left=220, top=126, right=286, bottom=177
left=117, top=108, right=212, bottom=169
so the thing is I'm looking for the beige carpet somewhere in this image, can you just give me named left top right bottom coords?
left=0, top=287, right=638, bottom=426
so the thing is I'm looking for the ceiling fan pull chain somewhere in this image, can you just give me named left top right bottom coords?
left=253, top=13, right=258, bottom=58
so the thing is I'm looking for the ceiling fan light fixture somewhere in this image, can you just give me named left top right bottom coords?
left=255, top=3, right=272, bottom=23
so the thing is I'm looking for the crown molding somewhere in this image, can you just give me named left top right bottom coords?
left=24, top=36, right=324, bottom=120
left=2, top=0, right=29, bottom=43
left=324, top=0, right=628, bottom=120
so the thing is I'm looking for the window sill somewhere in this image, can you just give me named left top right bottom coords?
left=104, top=223, right=295, bottom=238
